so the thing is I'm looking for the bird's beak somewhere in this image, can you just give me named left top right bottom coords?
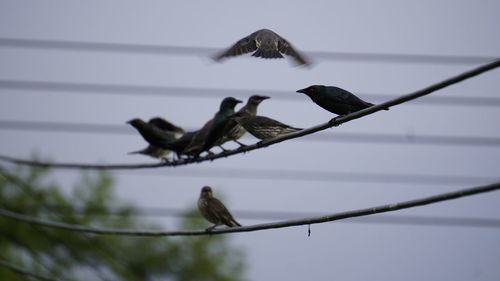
left=126, top=120, right=132, bottom=124
left=259, top=95, right=270, bottom=100
left=296, top=88, right=306, bottom=94
left=236, top=99, right=243, bottom=103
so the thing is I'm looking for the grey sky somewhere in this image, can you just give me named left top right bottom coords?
left=1, top=1, right=499, bottom=280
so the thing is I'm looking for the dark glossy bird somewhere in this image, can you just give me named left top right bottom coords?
left=214, top=29, right=310, bottom=66
left=232, top=112, right=302, bottom=140
left=128, top=145, right=170, bottom=159
left=184, top=97, right=242, bottom=156
left=158, top=130, right=198, bottom=160
left=127, top=118, right=184, bottom=159
left=219, top=95, right=270, bottom=146
left=198, top=186, right=241, bottom=231
left=202, top=97, right=242, bottom=152
left=297, top=85, right=389, bottom=116
left=182, top=120, right=214, bottom=156
left=148, top=117, right=185, bottom=139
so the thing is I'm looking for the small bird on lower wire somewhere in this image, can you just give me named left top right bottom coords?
left=213, top=28, right=310, bottom=66
left=296, top=85, right=389, bottom=116
left=231, top=112, right=302, bottom=140
left=197, top=186, right=241, bottom=231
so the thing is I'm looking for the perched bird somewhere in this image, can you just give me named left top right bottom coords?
left=219, top=95, right=270, bottom=146
left=198, top=186, right=241, bottom=231
left=148, top=117, right=185, bottom=139
left=182, top=120, right=214, bottom=156
left=158, top=130, right=199, bottom=160
left=296, top=85, right=389, bottom=116
left=127, top=118, right=184, bottom=160
left=184, top=97, right=242, bottom=156
left=231, top=112, right=302, bottom=140
left=214, top=28, right=310, bottom=66
left=128, top=145, right=170, bottom=159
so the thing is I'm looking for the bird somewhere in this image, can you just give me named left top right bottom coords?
left=148, top=117, right=185, bottom=139
left=182, top=120, right=215, bottom=156
left=157, top=130, right=199, bottom=160
left=296, top=85, right=389, bottom=116
left=127, top=118, right=184, bottom=160
left=183, top=97, right=242, bottom=156
left=128, top=117, right=185, bottom=159
left=231, top=112, right=302, bottom=140
left=219, top=95, right=270, bottom=146
left=128, top=145, right=171, bottom=159
left=197, top=186, right=241, bottom=231
left=214, top=28, right=310, bottom=66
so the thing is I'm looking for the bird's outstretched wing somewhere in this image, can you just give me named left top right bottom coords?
left=214, top=34, right=258, bottom=61
left=277, top=37, right=310, bottom=66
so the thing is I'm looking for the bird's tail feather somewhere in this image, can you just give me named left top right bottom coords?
left=367, top=102, right=389, bottom=111
left=231, top=219, right=242, bottom=227
left=252, top=48, right=283, bottom=59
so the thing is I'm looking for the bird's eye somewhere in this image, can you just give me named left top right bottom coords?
left=308, top=87, right=315, bottom=93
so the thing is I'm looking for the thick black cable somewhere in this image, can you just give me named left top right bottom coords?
left=0, top=182, right=498, bottom=236
left=0, top=59, right=499, bottom=170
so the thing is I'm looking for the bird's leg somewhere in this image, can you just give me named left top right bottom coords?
left=218, top=145, right=229, bottom=152
left=233, top=140, right=247, bottom=147
left=205, top=224, right=217, bottom=232
left=329, top=116, right=344, bottom=127
left=160, top=157, right=171, bottom=164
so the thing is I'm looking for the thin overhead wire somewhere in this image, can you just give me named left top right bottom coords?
left=2, top=119, right=500, bottom=147
left=0, top=259, right=62, bottom=281
left=3, top=160, right=497, bottom=186
left=0, top=182, right=498, bottom=236
left=2, top=79, right=500, bottom=107
left=122, top=168, right=499, bottom=186
left=0, top=59, right=499, bottom=170
left=0, top=37, right=496, bottom=64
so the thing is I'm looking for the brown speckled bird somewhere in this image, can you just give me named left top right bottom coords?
left=231, top=112, right=302, bottom=140
left=219, top=95, right=270, bottom=146
left=197, top=186, right=241, bottom=231
left=214, top=28, right=310, bottom=66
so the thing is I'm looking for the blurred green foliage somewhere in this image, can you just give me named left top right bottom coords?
left=0, top=164, right=245, bottom=281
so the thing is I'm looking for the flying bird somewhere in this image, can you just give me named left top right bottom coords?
left=296, top=85, right=389, bottom=116
left=231, top=112, right=302, bottom=140
left=127, top=118, right=184, bottom=160
left=214, top=28, right=310, bottom=66
left=197, top=186, right=241, bottom=231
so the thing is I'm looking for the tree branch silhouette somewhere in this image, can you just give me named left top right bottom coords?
left=0, top=259, right=62, bottom=281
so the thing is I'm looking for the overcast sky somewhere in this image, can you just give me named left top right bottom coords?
left=1, top=1, right=500, bottom=280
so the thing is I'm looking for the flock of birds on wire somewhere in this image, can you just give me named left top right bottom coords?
left=127, top=29, right=388, bottom=230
